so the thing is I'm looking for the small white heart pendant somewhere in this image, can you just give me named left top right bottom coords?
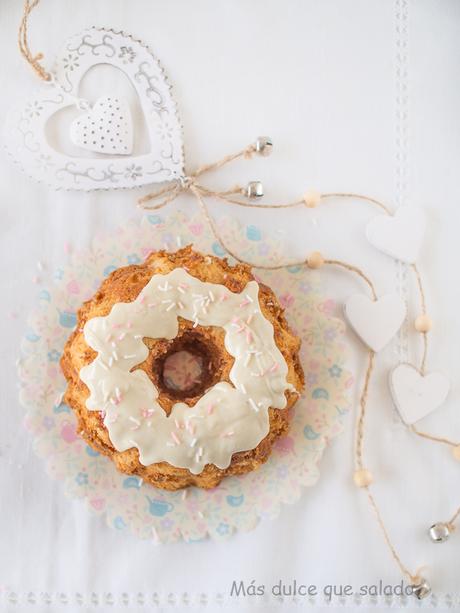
left=70, top=96, right=133, bottom=155
left=344, top=293, right=406, bottom=352
left=366, top=206, right=426, bottom=264
left=390, top=363, right=450, bottom=425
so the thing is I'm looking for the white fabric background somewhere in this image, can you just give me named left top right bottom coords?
left=0, top=0, right=459, bottom=611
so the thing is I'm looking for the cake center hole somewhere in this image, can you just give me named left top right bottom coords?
left=162, top=349, right=205, bottom=393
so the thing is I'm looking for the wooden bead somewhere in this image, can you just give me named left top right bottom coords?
left=414, top=314, right=432, bottom=333
left=353, top=468, right=373, bottom=488
left=452, top=445, right=460, bottom=461
left=303, top=190, right=321, bottom=208
left=306, top=251, right=324, bottom=269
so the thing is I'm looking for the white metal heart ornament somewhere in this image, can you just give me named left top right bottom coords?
left=70, top=96, right=133, bottom=155
left=390, top=363, right=450, bottom=425
left=365, top=206, right=426, bottom=263
left=344, top=293, right=406, bottom=352
left=4, top=27, right=184, bottom=190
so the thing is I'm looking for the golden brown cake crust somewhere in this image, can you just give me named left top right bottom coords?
left=61, top=246, right=304, bottom=490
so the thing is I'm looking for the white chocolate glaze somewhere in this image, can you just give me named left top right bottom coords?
left=80, top=268, right=294, bottom=474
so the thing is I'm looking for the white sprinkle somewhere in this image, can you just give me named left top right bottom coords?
left=208, top=290, right=215, bottom=302
left=158, top=282, right=170, bottom=292
left=148, top=302, right=157, bottom=308
left=161, top=299, right=172, bottom=304
left=123, top=354, right=137, bottom=359
left=246, top=313, right=253, bottom=325
left=134, top=334, right=142, bottom=339
left=182, top=489, right=188, bottom=500
left=190, top=438, right=197, bottom=447
left=108, top=356, right=114, bottom=367
left=193, top=318, right=199, bottom=328
left=171, top=431, right=181, bottom=445
left=166, top=441, right=175, bottom=447
left=249, top=398, right=259, bottom=412
left=99, top=361, right=109, bottom=371
left=112, top=350, right=119, bottom=361
left=138, top=478, right=143, bottom=487
left=240, top=383, right=247, bottom=394
left=166, top=302, right=176, bottom=312
left=177, top=301, right=184, bottom=310
left=129, top=416, right=141, bottom=426
left=176, top=235, right=182, bottom=247
left=197, top=511, right=205, bottom=519
left=246, top=294, right=254, bottom=302
left=177, top=286, right=186, bottom=294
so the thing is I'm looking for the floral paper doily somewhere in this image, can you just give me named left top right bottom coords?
left=18, top=211, right=352, bottom=543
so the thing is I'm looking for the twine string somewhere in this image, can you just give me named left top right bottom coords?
left=138, top=140, right=460, bottom=576
left=18, top=0, right=51, bottom=81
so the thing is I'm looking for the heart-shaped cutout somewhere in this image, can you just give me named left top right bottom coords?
left=70, top=96, right=133, bottom=155
left=344, top=293, right=406, bottom=352
left=4, top=27, right=184, bottom=190
left=390, top=363, right=450, bottom=425
left=366, top=206, right=426, bottom=263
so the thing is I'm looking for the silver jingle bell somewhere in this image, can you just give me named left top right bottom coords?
left=255, top=136, right=273, bottom=157
left=428, top=522, right=451, bottom=543
left=245, top=181, right=264, bottom=199
left=410, top=578, right=432, bottom=600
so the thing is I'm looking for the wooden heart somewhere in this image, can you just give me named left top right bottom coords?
left=70, top=96, right=133, bottom=155
left=365, top=206, right=426, bottom=263
left=390, top=363, right=450, bottom=425
left=344, top=293, right=406, bottom=352
left=4, top=27, right=184, bottom=190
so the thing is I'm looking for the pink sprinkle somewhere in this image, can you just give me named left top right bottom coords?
left=99, top=410, right=106, bottom=418
left=222, top=431, right=234, bottom=438
left=246, top=313, right=253, bottom=325
left=178, top=283, right=188, bottom=290
left=239, top=299, right=250, bottom=308
left=141, top=408, right=155, bottom=418
left=207, top=404, right=214, bottom=415
left=270, top=362, right=279, bottom=373
left=139, top=295, right=146, bottom=304
left=126, top=321, right=133, bottom=329
left=171, top=431, right=181, bottom=445
left=246, top=330, right=253, bottom=343
left=108, top=412, right=119, bottom=423
left=118, top=332, right=126, bottom=341
left=219, top=293, right=229, bottom=302
left=174, top=418, right=181, bottom=429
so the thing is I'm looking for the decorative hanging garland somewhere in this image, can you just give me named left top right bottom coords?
left=139, top=139, right=459, bottom=598
left=10, top=0, right=460, bottom=600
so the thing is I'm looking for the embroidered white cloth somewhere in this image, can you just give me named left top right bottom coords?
left=0, top=1, right=459, bottom=611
